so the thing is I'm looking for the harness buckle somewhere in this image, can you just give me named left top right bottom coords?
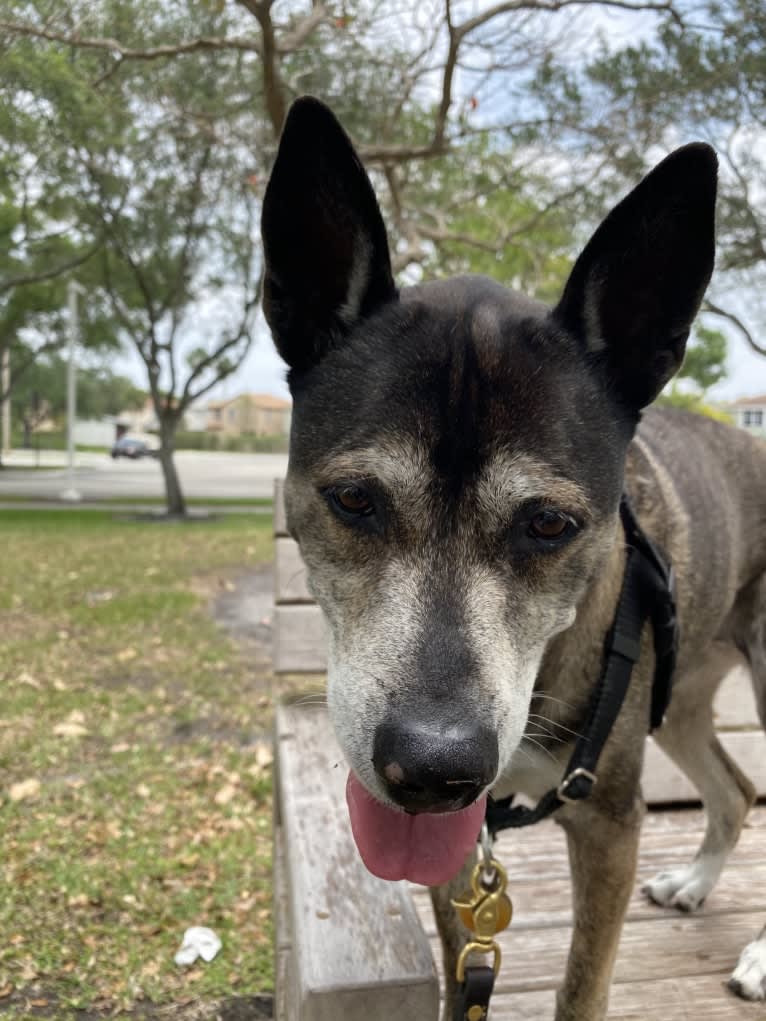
left=557, top=767, right=597, bottom=803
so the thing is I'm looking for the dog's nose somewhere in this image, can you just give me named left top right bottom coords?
left=372, top=718, right=498, bottom=813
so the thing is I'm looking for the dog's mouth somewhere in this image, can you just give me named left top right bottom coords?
left=345, top=771, right=486, bottom=885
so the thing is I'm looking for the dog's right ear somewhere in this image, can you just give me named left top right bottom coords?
left=261, top=97, right=397, bottom=374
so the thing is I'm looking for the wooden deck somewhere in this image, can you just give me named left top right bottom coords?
left=412, top=805, right=766, bottom=1019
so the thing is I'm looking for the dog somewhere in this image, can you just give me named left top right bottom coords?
left=261, top=96, right=766, bottom=1018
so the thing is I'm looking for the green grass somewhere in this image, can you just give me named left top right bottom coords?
left=0, top=510, right=276, bottom=1015
left=0, top=494, right=273, bottom=508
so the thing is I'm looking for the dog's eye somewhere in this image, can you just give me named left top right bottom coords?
left=528, top=510, right=576, bottom=542
left=332, top=485, right=374, bottom=516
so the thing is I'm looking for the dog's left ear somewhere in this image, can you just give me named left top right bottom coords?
left=261, top=96, right=397, bottom=374
left=553, top=144, right=717, bottom=411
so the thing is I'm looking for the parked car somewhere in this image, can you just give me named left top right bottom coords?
left=111, top=437, right=159, bottom=460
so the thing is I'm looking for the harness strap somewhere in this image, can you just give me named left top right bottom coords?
left=486, top=494, right=677, bottom=836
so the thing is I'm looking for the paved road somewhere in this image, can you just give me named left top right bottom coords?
left=0, top=450, right=289, bottom=501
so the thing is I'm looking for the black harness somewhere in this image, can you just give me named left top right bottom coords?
left=454, top=494, right=679, bottom=1021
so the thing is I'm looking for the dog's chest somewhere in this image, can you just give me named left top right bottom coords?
left=491, top=741, right=570, bottom=802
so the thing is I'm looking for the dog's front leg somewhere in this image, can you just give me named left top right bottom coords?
left=555, top=795, right=643, bottom=1021
left=430, top=853, right=477, bottom=1021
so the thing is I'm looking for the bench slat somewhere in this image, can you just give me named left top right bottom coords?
left=275, top=704, right=439, bottom=1021
left=275, top=537, right=313, bottom=604
left=272, top=606, right=327, bottom=673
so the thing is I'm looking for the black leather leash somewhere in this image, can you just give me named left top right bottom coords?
left=454, top=494, right=679, bottom=1020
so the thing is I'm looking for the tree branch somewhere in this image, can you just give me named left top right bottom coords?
left=703, top=300, right=766, bottom=357
left=0, top=240, right=101, bottom=295
left=0, top=20, right=262, bottom=58
left=238, top=0, right=286, bottom=135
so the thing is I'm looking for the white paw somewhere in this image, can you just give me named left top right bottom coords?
left=642, top=855, right=723, bottom=912
left=728, top=938, right=766, bottom=1001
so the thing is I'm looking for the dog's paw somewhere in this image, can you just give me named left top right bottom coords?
left=728, top=938, right=766, bottom=1001
left=641, top=857, right=721, bottom=912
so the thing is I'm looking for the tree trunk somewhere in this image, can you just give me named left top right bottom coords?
left=158, top=415, right=186, bottom=517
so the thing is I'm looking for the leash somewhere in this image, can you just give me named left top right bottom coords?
left=451, top=826, right=512, bottom=1021
left=452, top=494, right=679, bottom=1019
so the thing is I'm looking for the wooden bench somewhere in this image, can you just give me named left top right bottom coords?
left=273, top=701, right=440, bottom=1021
left=272, top=479, right=766, bottom=803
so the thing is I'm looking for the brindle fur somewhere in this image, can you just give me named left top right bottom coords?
left=261, top=97, right=766, bottom=1018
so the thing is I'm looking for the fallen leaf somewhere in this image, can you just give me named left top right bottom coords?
left=0, top=983, right=12, bottom=999
left=17, top=671, right=40, bottom=689
left=214, top=783, right=237, bottom=806
left=53, top=722, right=88, bottom=739
left=254, top=745, right=273, bottom=769
left=116, top=648, right=137, bottom=662
left=9, top=778, right=40, bottom=802
left=136, top=783, right=151, bottom=799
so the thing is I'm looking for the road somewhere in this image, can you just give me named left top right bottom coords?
left=0, top=450, right=289, bottom=501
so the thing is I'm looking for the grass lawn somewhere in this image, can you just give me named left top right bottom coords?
left=0, top=510, right=276, bottom=1017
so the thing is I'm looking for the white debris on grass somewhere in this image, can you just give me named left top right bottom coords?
left=174, top=926, right=222, bottom=966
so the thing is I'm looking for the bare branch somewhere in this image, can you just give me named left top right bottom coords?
left=238, top=0, right=286, bottom=135
left=0, top=240, right=101, bottom=295
left=703, top=300, right=766, bottom=358
left=0, top=19, right=262, bottom=58
left=278, top=4, right=329, bottom=53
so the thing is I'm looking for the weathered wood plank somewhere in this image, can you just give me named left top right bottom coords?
left=272, top=605, right=327, bottom=673
left=485, top=975, right=766, bottom=1019
left=423, top=910, right=765, bottom=993
left=644, top=731, right=766, bottom=802
left=275, top=537, right=312, bottom=604
left=276, top=704, right=439, bottom=1021
left=412, top=861, right=766, bottom=932
left=275, top=478, right=289, bottom=537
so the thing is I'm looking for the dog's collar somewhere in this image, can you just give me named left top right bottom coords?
left=485, top=493, right=679, bottom=835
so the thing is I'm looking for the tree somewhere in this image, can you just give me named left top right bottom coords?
left=522, top=0, right=766, bottom=363
left=10, top=348, right=145, bottom=446
left=3, top=0, right=263, bottom=512
left=657, top=326, right=731, bottom=420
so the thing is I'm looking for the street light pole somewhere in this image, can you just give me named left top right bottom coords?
left=0, top=347, right=10, bottom=461
left=61, top=280, right=86, bottom=502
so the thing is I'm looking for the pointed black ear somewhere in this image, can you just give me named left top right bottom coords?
left=261, top=97, right=397, bottom=374
left=553, top=144, right=717, bottom=411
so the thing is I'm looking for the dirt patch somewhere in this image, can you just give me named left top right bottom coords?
left=210, top=568, right=274, bottom=649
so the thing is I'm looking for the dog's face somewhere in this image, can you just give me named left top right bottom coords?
left=283, top=282, right=631, bottom=803
left=261, top=98, right=717, bottom=879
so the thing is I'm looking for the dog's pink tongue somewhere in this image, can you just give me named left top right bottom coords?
left=346, top=772, right=485, bottom=886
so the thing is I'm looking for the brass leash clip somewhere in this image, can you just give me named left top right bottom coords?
left=451, top=840, right=512, bottom=982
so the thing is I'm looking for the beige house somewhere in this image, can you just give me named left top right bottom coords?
left=207, top=393, right=292, bottom=437
left=727, top=393, right=766, bottom=438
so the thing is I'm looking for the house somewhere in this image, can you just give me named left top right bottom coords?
left=206, top=393, right=292, bottom=437
left=727, top=394, right=766, bottom=438
left=182, top=402, right=209, bottom=433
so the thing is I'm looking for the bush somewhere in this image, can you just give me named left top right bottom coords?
left=173, top=430, right=289, bottom=453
